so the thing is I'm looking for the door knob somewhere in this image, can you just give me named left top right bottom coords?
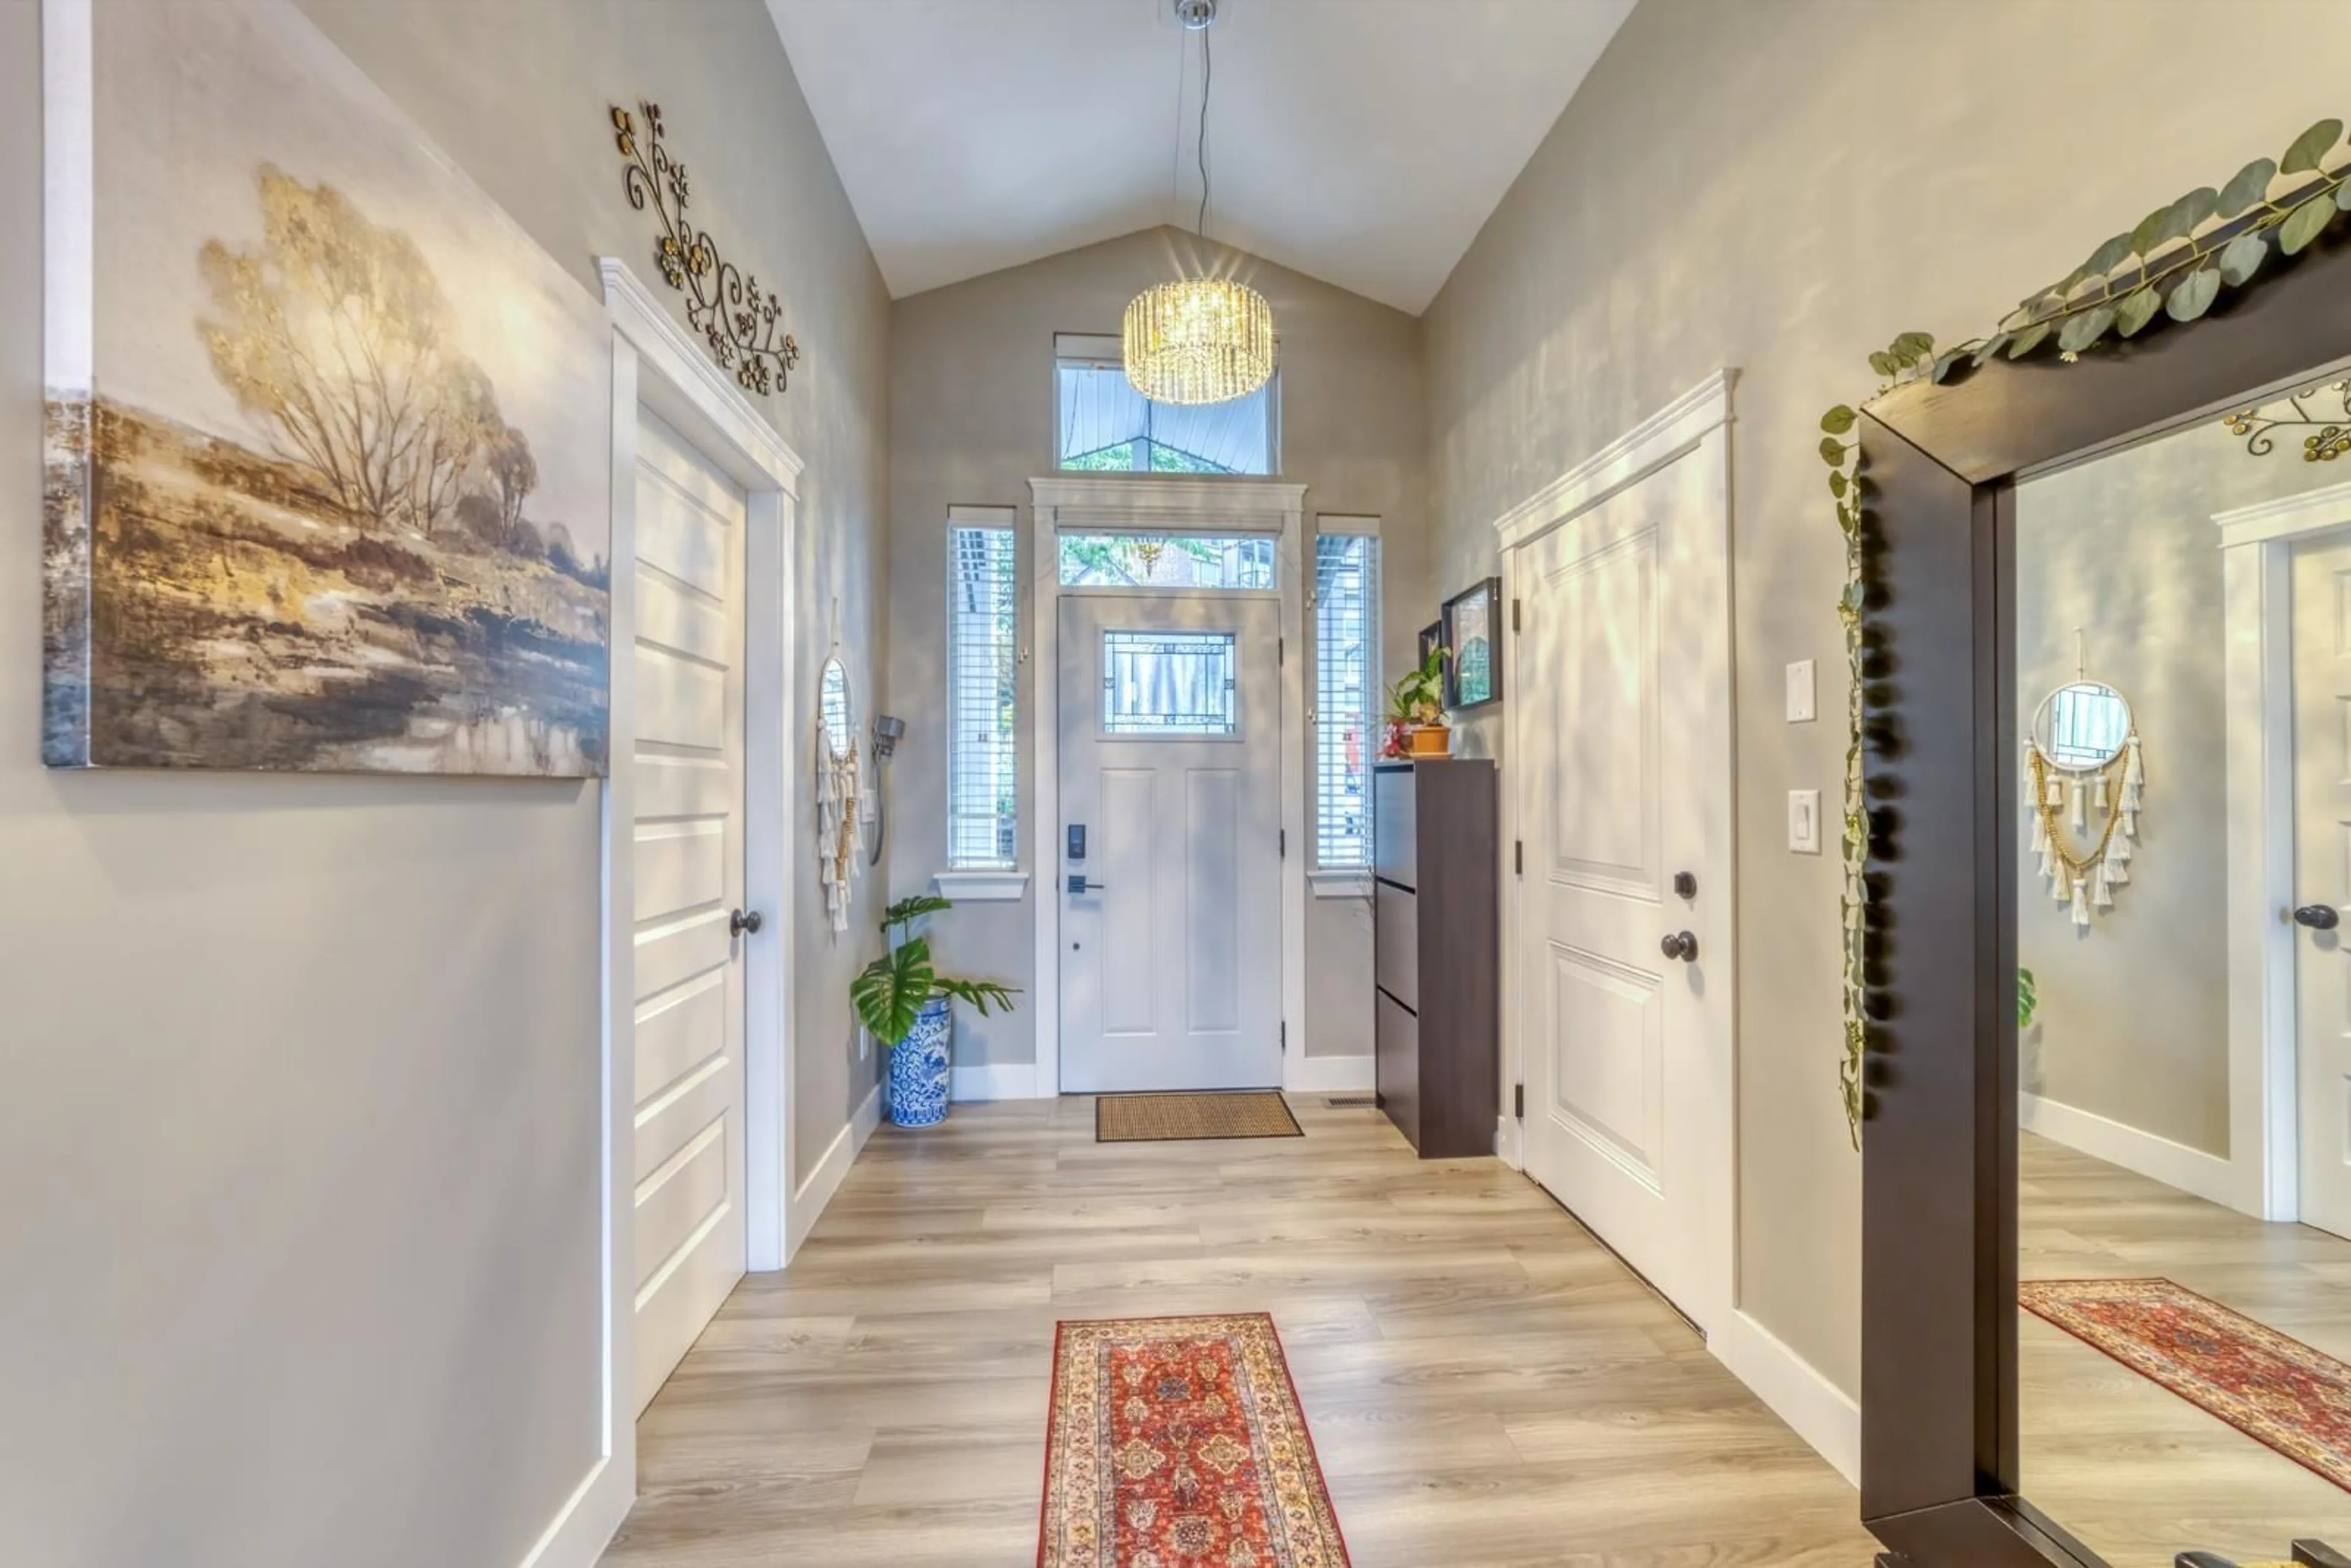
left=1067, top=876, right=1107, bottom=896
left=1660, top=931, right=1698, bottom=962
left=2296, top=904, right=2341, bottom=931
left=729, top=908, right=764, bottom=937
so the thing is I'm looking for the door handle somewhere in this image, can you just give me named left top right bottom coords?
left=1067, top=876, right=1106, bottom=896
left=729, top=908, right=764, bottom=937
left=1660, top=931, right=1698, bottom=962
left=2296, top=904, right=2341, bottom=931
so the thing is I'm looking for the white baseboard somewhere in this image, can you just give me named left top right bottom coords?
left=1283, top=1054, right=1374, bottom=1095
left=953, top=1060, right=1044, bottom=1100
left=1493, top=1114, right=1524, bottom=1170
left=787, top=1082, right=880, bottom=1260
left=2020, top=1091, right=2238, bottom=1209
left=514, top=1452, right=632, bottom=1568
left=1711, top=1308, right=1860, bottom=1488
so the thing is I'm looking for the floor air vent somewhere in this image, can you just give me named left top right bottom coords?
left=1324, top=1094, right=1376, bottom=1108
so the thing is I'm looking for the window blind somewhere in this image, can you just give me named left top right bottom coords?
left=948, top=519, right=1018, bottom=869
left=1313, top=533, right=1379, bottom=869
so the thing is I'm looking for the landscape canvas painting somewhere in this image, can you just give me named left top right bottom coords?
left=42, top=0, right=612, bottom=775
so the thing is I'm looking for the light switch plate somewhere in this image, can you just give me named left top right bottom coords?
left=1785, top=659, right=1817, bottom=723
left=1788, top=789, right=1822, bottom=855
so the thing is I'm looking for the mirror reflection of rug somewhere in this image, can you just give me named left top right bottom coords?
left=1038, top=1313, right=1349, bottom=1567
left=2021, top=1278, right=2351, bottom=1492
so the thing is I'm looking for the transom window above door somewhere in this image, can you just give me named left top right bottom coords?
left=1101, top=629, right=1238, bottom=737
left=1059, top=532, right=1275, bottom=591
left=1055, top=332, right=1278, bottom=476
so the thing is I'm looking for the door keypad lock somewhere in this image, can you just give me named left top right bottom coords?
left=1068, top=824, right=1087, bottom=861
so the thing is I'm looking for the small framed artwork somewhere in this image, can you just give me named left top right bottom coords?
left=1417, top=620, right=1444, bottom=669
left=1442, top=577, right=1504, bottom=711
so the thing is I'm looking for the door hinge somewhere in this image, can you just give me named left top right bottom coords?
left=1278, top=636, right=1285, bottom=667
left=1514, top=1083, right=1525, bottom=1120
left=1514, top=839, right=1524, bottom=876
left=1281, top=1019, right=1288, bottom=1051
left=1512, top=597, right=1522, bottom=633
left=1280, top=828, right=1287, bottom=858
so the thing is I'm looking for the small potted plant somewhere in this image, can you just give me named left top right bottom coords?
left=1385, top=645, right=1451, bottom=758
left=853, top=895, right=1019, bottom=1128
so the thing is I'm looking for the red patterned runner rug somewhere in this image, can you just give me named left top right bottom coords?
left=1038, top=1313, right=1351, bottom=1568
left=2021, top=1277, right=2351, bottom=1491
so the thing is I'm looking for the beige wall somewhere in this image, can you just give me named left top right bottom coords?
left=885, top=227, right=1425, bottom=1067
left=2017, top=417, right=2350, bottom=1157
left=1420, top=0, right=2351, bottom=1396
left=0, top=2, right=887, bottom=1563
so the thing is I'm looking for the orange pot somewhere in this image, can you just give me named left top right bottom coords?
left=1406, top=724, right=1452, bottom=758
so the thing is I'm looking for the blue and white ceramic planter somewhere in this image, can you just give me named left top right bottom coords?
left=887, top=996, right=953, bottom=1128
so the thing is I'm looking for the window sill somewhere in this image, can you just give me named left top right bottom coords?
left=933, top=869, right=1030, bottom=903
left=1308, top=869, right=1373, bottom=899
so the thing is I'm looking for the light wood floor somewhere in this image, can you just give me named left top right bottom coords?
left=601, top=1095, right=1878, bottom=1567
left=2020, top=1132, right=2351, bottom=1566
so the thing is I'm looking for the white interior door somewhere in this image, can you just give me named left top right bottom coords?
left=630, top=408, right=749, bottom=1412
left=1059, top=593, right=1283, bottom=1092
left=1512, top=440, right=1733, bottom=1329
left=2292, top=530, right=2351, bottom=1240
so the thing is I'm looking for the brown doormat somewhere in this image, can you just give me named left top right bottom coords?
left=1095, top=1090, right=1302, bottom=1143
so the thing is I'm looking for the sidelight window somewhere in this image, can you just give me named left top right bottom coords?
left=947, top=511, right=1018, bottom=868
left=1313, top=527, right=1380, bottom=869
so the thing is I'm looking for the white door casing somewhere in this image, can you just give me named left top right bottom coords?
left=2292, top=525, right=2351, bottom=1240
left=572, top=258, right=801, bottom=1568
left=1027, top=478, right=1308, bottom=1098
left=1059, top=594, right=1284, bottom=1091
left=628, top=408, right=749, bottom=1412
left=2215, top=477, right=2351, bottom=1229
left=1499, top=371, right=1736, bottom=1337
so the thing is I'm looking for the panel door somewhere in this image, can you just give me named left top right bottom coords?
left=1059, top=593, right=1283, bottom=1092
left=1514, top=443, right=1733, bottom=1327
left=631, top=408, right=749, bottom=1412
left=2293, top=531, right=2351, bottom=1240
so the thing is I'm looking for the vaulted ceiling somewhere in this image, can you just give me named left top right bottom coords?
left=763, top=0, right=1637, bottom=315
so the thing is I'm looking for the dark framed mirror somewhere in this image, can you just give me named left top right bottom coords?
left=1856, top=185, right=2351, bottom=1566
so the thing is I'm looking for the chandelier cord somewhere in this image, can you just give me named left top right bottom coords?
left=1169, top=21, right=1187, bottom=221
left=1196, top=23, right=1212, bottom=238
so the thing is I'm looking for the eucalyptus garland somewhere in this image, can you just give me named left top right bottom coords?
left=1823, top=116, right=2351, bottom=1150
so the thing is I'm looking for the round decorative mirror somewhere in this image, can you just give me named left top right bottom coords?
left=2030, top=679, right=2131, bottom=771
left=819, top=655, right=852, bottom=761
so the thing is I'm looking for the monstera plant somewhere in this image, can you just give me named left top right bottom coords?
left=852, top=895, right=1018, bottom=1128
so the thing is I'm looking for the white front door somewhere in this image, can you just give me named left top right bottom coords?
left=629, top=408, right=749, bottom=1412
left=1512, top=438, right=1733, bottom=1329
left=2292, top=530, right=2351, bottom=1240
left=1059, top=593, right=1283, bottom=1092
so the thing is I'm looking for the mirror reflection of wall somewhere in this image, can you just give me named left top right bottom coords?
left=2013, top=375, right=2351, bottom=1567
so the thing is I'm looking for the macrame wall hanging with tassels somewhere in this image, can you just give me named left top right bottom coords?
left=2025, top=639, right=2144, bottom=931
left=815, top=612, right=870, bottom=934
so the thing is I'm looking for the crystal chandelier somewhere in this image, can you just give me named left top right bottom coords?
left=1123, top=0, right=1274, bottom=407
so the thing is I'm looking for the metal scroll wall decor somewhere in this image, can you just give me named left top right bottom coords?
left=610, top=101, right=801, bottom=396
left=2227, top=375, right=2351, bottom=462
left=1822, top=113, right=2351, bottom=1145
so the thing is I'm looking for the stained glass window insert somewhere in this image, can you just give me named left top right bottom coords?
left=1101, top=630, right=1238, bottom=737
